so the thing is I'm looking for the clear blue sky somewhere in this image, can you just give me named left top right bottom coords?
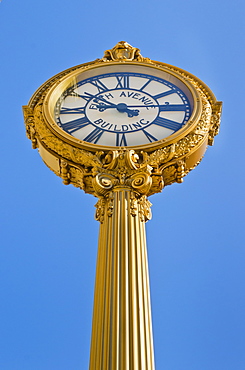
left=1, top=1, right=245, bottom=369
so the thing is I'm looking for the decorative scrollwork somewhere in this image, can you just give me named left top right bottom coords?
left=95, top=198, right=106, bottom=223
left=101, top=41, right=151, bottom=63
left=130, top=192, right=138, bottom=217
left=23, top=41, right=221, bottom=200
left=93, top=174, right=114, bottom=196
left=60, top=160, right=70, bottom=185
left=90, top=151, right=158, bottom=198
left=175, top=160, right=186, bottom=184
left=107, top=192, right=114, bottom=217
left=23, top=107, right=38, bottom=149
left=131, top=172, right=152, bottom=194
left=138, top=196, right=152, bottom=222
left=162, top=165, right=178, bottom=185
left=208, top=102, right=222, bottom=145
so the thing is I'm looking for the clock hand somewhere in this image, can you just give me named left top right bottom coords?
left=95, top=102, right=139, bottom=117
left=81, top=92, right=140, bottom=117
left=121, top=104, right=187, bottom=111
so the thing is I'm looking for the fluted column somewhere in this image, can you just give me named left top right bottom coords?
left=89, top=188, right=155, bottom=370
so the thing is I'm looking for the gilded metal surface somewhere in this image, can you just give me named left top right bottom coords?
left=101, top=40, right=151, bottom=63
left=23, top=42, right=222, bottom=370
left=91, top=189, right=155, bottom=369
left=23, top=41, right=222, bottom=190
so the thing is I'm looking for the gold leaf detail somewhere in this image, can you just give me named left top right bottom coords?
left=138, top=196, right=152, bottom=222
left=101, top=41, right=151, bottom=63
left=107, top=192, right=114, bottom=217
left=95, top=198, right=106, bottom=223
left=130, top=192, right=138, bottom=217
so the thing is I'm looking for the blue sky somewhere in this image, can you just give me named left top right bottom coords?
left=1, top=0, right=245, bottom=369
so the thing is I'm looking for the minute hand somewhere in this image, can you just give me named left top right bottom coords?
left=82, top=93, right=138, bottom=116
left=126, top=104, right=187, bottom=111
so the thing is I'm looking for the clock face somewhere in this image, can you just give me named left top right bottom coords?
left=53, top=65, right=194, bottom=148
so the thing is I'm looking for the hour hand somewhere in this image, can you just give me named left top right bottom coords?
left=125, top=108, right=139, bottom=117
left=95, top=102, right=139, bottom=117
left=85, top=92, right=116, bottom=107
left=96, top=103, right=113, bottom=112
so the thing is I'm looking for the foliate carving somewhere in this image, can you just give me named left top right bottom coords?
left=162, top=164, right=180, bottom=186
left=130, top=192, right=138, bottom=217
left=160, top=158, right=186, bottom=185
left=175, top=160, right=186, bottom=183
left=101, top=41, right=151, bottom=63
left=90, top=150, right=158, bottom=198
left=60, top=160, right=70, bottom=185
left=95, top=198, right=106, bottom=223
left=143, top=144, right=176, bottom=166
left=149, top=173, right=164, bottom=196
left=208, top=102, right=222, bottom=145
left=68, top=167, right=85, bottom=190
left=23, top=42, right=222, bottom=194
left=91, top=151, right=156, bottom=223
left=107, top=192, right=114, bottom=217
left=174, top=133, right=203, bottom=157
left=138, top=196, right=152, bottom=222
left=94, top=190, right=152, bottom=224
left=23, top=107, right=38, bottom=149
left=58, top=159, right=86, bottom=189
left=101, top=150, right=139, bottom=171
left=30, top=103, right=102, bottom=168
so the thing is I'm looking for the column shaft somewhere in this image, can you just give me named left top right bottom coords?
left=89, top=189, right=155, bottom=370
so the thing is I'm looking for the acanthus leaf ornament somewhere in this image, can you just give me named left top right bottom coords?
left=208, top=101, right=222, bottom=146
left=101, top=41, right=151, bottom=63
left=139, top=195, right=152, bottom=222
left=23, top=42, right=222, bottom=196
left=23, top=106, right=38, bottom=149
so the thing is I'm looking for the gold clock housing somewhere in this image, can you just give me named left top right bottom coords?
left=23, top=41, right=222, bottom=195
left=44, top=63, right=199, bottom=151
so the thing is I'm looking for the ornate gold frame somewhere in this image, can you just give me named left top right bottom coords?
left=23, top=42, right=222, bottom=195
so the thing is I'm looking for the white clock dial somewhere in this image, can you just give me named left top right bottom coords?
left=54, top=65, right=193, bottom=147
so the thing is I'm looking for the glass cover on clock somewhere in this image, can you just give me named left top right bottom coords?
left=54, top=65, right=194, bottom=147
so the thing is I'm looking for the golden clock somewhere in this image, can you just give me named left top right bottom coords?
left=23, top=42, right=222, bottom=370
left=23, top=41, right=222, bottom=191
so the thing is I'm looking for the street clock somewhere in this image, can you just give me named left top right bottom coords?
left=23, top=42, right=222, bottom=370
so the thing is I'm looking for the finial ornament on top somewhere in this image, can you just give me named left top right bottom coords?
left=101, top=41, right=151, bottom=62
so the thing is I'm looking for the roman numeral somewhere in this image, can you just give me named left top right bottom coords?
left=142, top=130, right=158, bottom=143
left=84, top=127, right=104, bottom=144
left=89, top=79, right=108, bottom=93
left=61, top=116, right=90, bottom=133
left=139, top=78, right=152, bottom=91
left=60, top=107, right=85, bottom=114
left=115, top=75, right=130, bottom=89
left=159, top=104, right=187, bottom=112
left=153, top=89, right=175, bottom=100
left=153, top=117, right=182, bottom=131
left=116, top=133, right=127, bottom=146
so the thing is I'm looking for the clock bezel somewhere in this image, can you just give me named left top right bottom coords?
left=43, top=61, right=202, bottom=153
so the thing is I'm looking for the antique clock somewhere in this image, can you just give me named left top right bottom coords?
left=23, top=42, right=222, bottom=370
left=52, top=64, right=194, bottom=148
